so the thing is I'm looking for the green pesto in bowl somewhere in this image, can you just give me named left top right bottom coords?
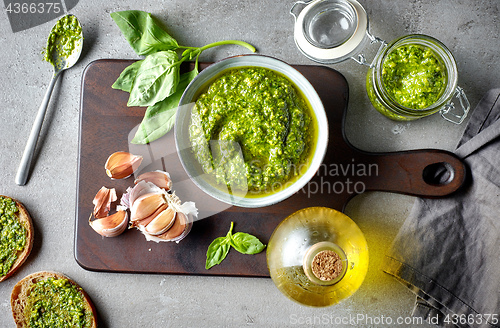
left=188, top=66, right=316, bottom=195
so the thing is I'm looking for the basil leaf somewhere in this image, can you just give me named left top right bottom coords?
left=131, top=100, right=176, bottom=144
left=230, top=232, right=266, bottom=255
left=127, top=51, right=180, bottom=107
left=131, top=68, right=198, bottom=144
left=205, top=237, right=231, bottom=269
left=205, top=222, right=265, bottom=269
left=112, top=60, right=143, bottom=92
left=110, top=10, right=179, bottom=56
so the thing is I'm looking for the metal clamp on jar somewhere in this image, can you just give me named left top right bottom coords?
left=291, top=0, right=470, bottom=124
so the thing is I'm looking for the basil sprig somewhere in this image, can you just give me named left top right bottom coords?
left=205, top=222, right=266, bottom=270
left=110, top=10, right=256, bottom=144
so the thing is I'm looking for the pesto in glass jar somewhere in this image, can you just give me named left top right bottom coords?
left=366, top=34, right=467, bottom=122
left=382, top=44, right=447, bottom=110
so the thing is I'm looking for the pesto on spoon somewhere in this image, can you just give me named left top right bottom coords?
left=15, top=15, right=83, bottom=186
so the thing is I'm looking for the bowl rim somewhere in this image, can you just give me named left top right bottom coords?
left=174, top=54, right=329, bottom=208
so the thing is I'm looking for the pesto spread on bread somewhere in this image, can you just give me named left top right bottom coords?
left=25, top=277, right=94, bottom=328
left=0, top=196, right=27, bottom=278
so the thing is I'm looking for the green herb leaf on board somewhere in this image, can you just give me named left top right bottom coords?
left=205, top=237, right=231, bottom=270
left=205, top=222, right=265, bottom=270
left=112, top=60, right=143, bottom=92
left=131, top=68, right=199, bottom=144
left=127, top=50, right=180, bottom=107
left=231, top=232, right=266, bottom=255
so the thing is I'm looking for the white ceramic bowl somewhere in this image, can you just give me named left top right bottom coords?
left=175, top=55, right=328, bottom=208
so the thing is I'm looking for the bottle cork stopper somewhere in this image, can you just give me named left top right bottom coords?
left=311, top=250, right=343, bottom=281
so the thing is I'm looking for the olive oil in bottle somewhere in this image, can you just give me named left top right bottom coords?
left=267, top=207, right=369, bottom=307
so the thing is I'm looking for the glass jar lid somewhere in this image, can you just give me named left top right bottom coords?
left=291, top=0, right=370, bottom=64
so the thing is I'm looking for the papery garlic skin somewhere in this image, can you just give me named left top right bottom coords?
left=122, top=180, right=163, bottom=209
left=105, top=151, right=143, bottom=179
left=93, top=186, right=117, bottom=219
left=89, top=205, right=129, bottom=237
left=135, top=170, right=172, bottom=191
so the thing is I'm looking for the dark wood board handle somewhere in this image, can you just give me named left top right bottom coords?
left=360, top=149, right=465, bottom=197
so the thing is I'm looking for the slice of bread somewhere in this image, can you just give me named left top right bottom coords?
left=0, top=196, right=34, bottom=283
left=11, top=271, right=98, bottom=328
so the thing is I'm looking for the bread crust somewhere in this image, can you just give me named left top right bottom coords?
left=0, top=196, right=34, bottom=283
left=10, top=271, right=98, bottom=328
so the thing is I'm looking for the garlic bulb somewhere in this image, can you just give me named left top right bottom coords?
left=121, top=180, right=197, bottom=243
left=120, top=180, right=160, bottom=209
left=144, top=207, right=176, bottom=235
left=89, top=167, right=197, bottom=242
left=105, top=151, right=143, bottom=179
left=156, top=212, right=192, bottom=242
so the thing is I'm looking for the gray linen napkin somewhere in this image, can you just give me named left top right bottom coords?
left=383, top=89, right=500, bottom=328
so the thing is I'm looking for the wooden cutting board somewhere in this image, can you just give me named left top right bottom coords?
left=75, top=59, right=465, bottom=277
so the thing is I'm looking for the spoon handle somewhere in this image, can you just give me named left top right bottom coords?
left=15, top=72, right=60, bottom=185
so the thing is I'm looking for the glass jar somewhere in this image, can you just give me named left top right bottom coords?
left=291, top=0, right=470, bottom=124
left=366, top=34, right=470, bottom=123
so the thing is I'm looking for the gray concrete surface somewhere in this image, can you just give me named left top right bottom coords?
left=0, top=0, right=498, bottom=327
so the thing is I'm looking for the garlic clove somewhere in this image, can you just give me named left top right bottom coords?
left=135, top=170, right=172, bottom=191
left=105, top=151, right=143, bottom=179
left=130, top=192, right=166, bottom=222
left=172, top=212, right=193, bottom=243
left=93, top=186, right=117, bottom=219
left=89, top=206, right=128, bottom=237
left=144, top=207, right=176, bottom=235
left=130, top=203, right=168, bottom=228
left=158, top=212, right=189, bottom=241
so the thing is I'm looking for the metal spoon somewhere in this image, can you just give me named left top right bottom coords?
left=15, top=15, right=83, bottom=185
